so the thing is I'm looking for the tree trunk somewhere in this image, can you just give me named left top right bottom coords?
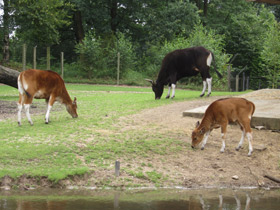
left=110, top=0, right=118, bottom=34
left=73, top=10, right=85, bottom=43
left=0, top=65, right=20, bottom=88
left=203, top=0, right=208, bottom=17
left=2, top=0, right=10, bottom=63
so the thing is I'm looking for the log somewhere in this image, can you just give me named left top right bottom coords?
left=0, top=65, right=20, bottom=88
left=264, top=174, right=280, bottom=183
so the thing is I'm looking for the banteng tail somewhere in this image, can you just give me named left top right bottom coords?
left=211, top=52, right=223, bottom=79
left=18, top=74, right=31, bottom=98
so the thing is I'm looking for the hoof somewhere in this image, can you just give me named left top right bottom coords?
left=235, top=147, right=240, bottom=151
left=45, top=122, right=49, bottom=124
left=18, top=122, right=21, bottom=126
left=171, top=96, right=175, bottom=99
left=207, top=93, right=211, bottom=97
left=220, top=150, right=224, bottom=153
left=201, top=147, right=204, bottom=150
left=200, top=93, right=205, bottom=97
left=165, top=96, right=170, bottom=99
left=248, top=150, right=253, bottom=157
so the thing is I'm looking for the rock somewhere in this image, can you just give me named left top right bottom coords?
left=232, top=175, right=239, bottom=180
left=254, top=145, right=267, bottom=151
left=258, top=179, right=265, bottom=187
left=255, top=126, right=265, bottom=130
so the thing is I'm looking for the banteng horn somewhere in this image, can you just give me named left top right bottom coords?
left=145, top=79, right=154, bottom=84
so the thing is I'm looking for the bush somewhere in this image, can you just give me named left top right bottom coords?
left=260, top=22, right=280, bottom=89
left=75, top=32, right=136, bottom=79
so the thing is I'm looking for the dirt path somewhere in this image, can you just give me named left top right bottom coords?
left=113, top=94, right=280, bottom=189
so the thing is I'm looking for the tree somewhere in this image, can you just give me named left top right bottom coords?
left=2, top=0, right=11, bottom=63
left=260, top=22, right=280, bottom=88
left=13, top=0, right=72, bottom=45
left=204, top=0, right=275, bottom=85
left=143, top=1, right=200, bottom=44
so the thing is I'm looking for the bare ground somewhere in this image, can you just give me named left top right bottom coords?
left=108, top=94, right=280, bottom=189
left=0, top=90, right=280, bottom=190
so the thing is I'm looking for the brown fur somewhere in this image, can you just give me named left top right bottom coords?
left=17, top=69, right=78, bottom=125
left=191, top=97, right=255, bottom=156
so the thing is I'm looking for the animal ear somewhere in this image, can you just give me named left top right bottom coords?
left=73, top=97, right=77, bottom=104
left=195, top=121, right=200, bottom=128
left=200, top=127, right=205, bottom=134
left=145, top=79, right=154, bottom=85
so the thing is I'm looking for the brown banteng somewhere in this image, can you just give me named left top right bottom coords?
left=17, top=69, right=78, bottom=125
left=191, top=98, right=255, bottom=156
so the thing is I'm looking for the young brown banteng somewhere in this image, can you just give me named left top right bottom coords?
left=191, top=98, right=255, bottom=156
left=17, top=69, right=78, bottom=125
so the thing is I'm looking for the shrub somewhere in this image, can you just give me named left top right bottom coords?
left=75, top=32, right=136, bottom=79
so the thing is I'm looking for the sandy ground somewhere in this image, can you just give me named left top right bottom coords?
left=0, top=90, right=279, bottom=189
left=110, top=93, right=280, bottom=189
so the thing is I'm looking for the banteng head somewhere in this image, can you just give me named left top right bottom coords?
left=66, top=97, right=78, bottom=118
left=191, top=121, right=206, bottom=148
left=145, top=79, right=164, bottom=100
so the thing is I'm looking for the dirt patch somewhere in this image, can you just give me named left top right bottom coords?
left=0, top=100, right=63, bottom=122
left=110, top=92, right=280, bottom=189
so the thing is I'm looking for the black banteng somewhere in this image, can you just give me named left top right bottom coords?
left=146, top=46, right=222, bottom=99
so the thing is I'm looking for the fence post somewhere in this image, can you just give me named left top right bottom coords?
left=246, top=76, right=249, bottom=90
left=61, top=52, right=64, bottom=79
left=115, top=160, right=120, bottom=177
left=22, top=44, right=26, bottom=71
left=47, top=46, right=51, bottom=70
left=227, top=65, right=231, bottom=91
left=117, top=52, right=120, bottom=85
left=33, top=46, right=37, bottom=69
left=236, top=74, right=239, bottom=92
left=242, top=72, right=245, bottom=91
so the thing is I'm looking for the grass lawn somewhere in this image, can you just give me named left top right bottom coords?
left=0, top=84, right=243, bottom=187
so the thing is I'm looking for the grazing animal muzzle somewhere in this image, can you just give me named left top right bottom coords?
left=145, top=79, right=164, bottom=100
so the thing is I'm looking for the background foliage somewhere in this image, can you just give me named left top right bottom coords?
left=1, top=0, right=280, bottom=89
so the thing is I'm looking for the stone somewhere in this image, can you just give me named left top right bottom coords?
left=232, top=175, right=239, bottom=180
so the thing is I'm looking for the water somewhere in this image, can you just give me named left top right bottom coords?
left=0, top=188, right=279, bottom=210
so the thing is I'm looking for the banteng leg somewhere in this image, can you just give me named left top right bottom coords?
left=24, top=94, right=34, bottom=126
left=241, top=120, right=253, bottom=156
left=246, top=132, right=253, bottom=157
left=166, top=84, right=171, bottom=99
left=17, top=94, right=23, bottom=126
left=170, top=84, right=176, bottom=99
left=201, top=131, right=211, bottom=150
left=45, top=95, right=55, bottom=124
left=220, top=124, right=228, bottom=153
left=206, top=77, right=212, bottom=97
left=18, top=94, right=34, bottom=126
left=236, top=127, right=245, bottom=151
left=24, top=104, right=33, bottom=125
left=200, top=80, right=207, bottom=97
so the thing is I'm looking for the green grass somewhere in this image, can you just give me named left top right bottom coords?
left=0, top=84, right=244, bottom=185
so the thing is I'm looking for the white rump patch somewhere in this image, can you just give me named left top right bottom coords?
left=17, top=76, right=24, bottom=95
left=248, top=115, right=252, bottom=120
left=21, top=77, right=28, bottom=91
left=207, top=53, right=212, bottom=67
